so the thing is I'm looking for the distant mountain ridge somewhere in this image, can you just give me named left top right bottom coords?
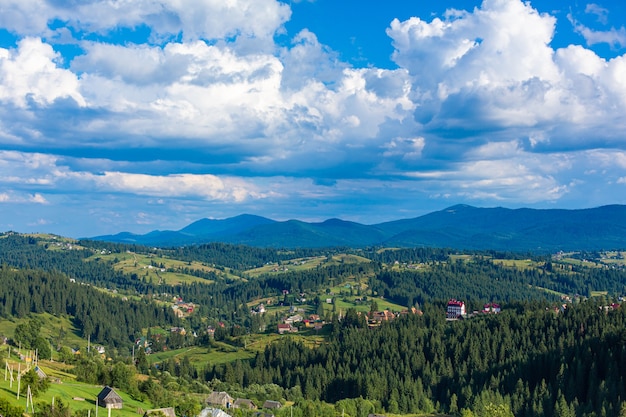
left=89, top=204, right=626, bottom=252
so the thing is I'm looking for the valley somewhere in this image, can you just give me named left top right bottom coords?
left=2, top=232, right=626, bottom=417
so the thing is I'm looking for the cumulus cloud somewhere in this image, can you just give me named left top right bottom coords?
left=279, top=29, right=348, bottom=90
left=385, top=0, right=626, bottom=151
left=0, top=38, right=85, bottom=107
left=0, top=0, right=290, bottom=48
left=0, top=0, right=626, bottom=235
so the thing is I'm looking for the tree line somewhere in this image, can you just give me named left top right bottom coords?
left=0, top=266, right=179, bottom=349
left=204, top=301, right=626, bottom=417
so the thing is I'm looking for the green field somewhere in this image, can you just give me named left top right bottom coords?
left=0, top=314, right=86, bottom=358
left=147, top=344, right=253, bottom=367
left=0, top=357, right=152, bottom=417
left=245, top=254, right=371, bottom=278
left=491, top=259, right=537, bottom=269
left=147, top=332, right=328, bottom=370
left=87, top=252, right=223, bottom=286
left=332, top=296, right=407, bottom=314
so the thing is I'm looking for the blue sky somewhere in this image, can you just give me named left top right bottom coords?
left=0, top=0, right=625, bottom=237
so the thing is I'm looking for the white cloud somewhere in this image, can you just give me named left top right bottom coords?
left=585, top=4, right=609, bottom=25
left=389, top=0, right=559, bottom=89
left=0, top=38, right=85, bottom=107
left=93, top=172, right=264, bottom=202
left=382, top=137, right=425, bottom=160
left=0, top=190, right=48, bottom=204
left=279, top=29, right=347, bottom=90
left=29, top=193, right=48, bottom=204
left=0, top=0, right=290, bottom=50
left=569, top=15, right=626, bottom=48
left=1, top=0, right=626, bottom=236
left=0, top=0, right=56, bottom=36
left=0, top=150, right=271, bottom=203
left=383, top=0, right=626, bottom=148
left=27, top=218, right=50, bottom=226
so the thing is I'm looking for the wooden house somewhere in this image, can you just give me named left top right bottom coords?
left=144, top=408, right=176, bottom=417
left=97, top=386, right=123, bottom=409
left=206, top=391, right=234, bottom=408
left=234, top=398, right=257, bottom=409
left=263, top=400, right=282, bottom=409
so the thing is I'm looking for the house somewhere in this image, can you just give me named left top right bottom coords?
left=202, top=408, right=232, bottom=417
left=399, top=307, right=422, bottom=316
left=34, top=366, right=47, bottom=380
left=207, top=326, right=216, bottom=338
left=277, top=324, right=297, bottom=334
left=206, top=391, right=234, bottom=408
left=370, top=310, right=395, bottom=323
left=233, top=399, right=257, bottom=410
left=262, top=400, right=282, bottom=409
left=97, top=386, right=123, bottom=409
left=483, top=303, right=501, bottom=314
left=446, top=299, right=466, bottom=319
left=170, top=327, right=186, bottom=335
left=144, top=408, right=176, bottom=417
left=284, top=314, right=303, bottom=324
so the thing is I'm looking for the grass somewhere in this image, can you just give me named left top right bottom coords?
left=147, top=331, right=330, bottom=370
left=333, top=297, right=407, bottom=314
left=448, top=254, right=473, bottom=262
left=86, top=252, right=223, bottom=286
left=492, top=259, right=537, bottom=269
left=530, top=286, right=568, bottom=298
left=0, top=357, right=153, bottom=417
left=147, top=345, right=255, bottom=368
left=244, top=254, right=372, bottom=278
left=244, top=256, right=327, bottom=277
left=0, top=314, right=86, bottom=357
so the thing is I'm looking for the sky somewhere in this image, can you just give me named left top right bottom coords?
left=0, top=0, right=625, bottom=237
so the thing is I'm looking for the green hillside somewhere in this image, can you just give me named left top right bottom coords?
left=3, top=233, right=626, bottom=417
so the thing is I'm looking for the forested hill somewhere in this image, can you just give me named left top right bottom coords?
left=90, top=204, right=626, bottom=251
left=3, top=232, right=626, bottom=417
left=0, top=266, right=179, bottom=348
left=206, top=302, right=626, bottom=417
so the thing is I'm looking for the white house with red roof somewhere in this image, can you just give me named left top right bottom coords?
left=483, top=303, right=501, bottom=314
left=446, top=299, right=466, bottom=319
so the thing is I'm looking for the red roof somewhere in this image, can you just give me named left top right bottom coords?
left=448, top=299, right=464, bottom=307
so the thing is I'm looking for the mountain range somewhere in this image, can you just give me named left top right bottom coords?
left=90, top=204, right=626, bottom=252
